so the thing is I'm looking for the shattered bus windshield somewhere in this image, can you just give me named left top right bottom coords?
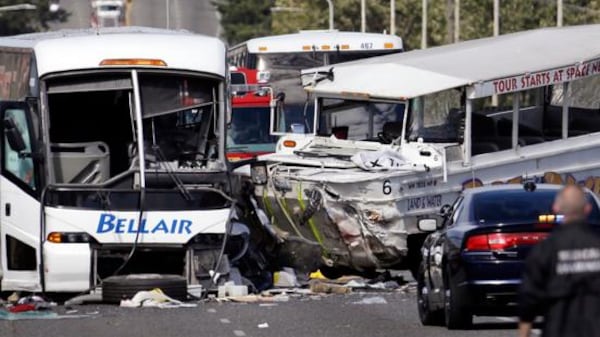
left=138, top=73, right=217, bottom=162
left=138, top=72, right=215, bottom=117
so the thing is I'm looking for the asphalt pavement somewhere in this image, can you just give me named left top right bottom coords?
left=47, top=0, right=220, bottom=38
left=47, top=0, right=92, bottom=30
left=129, top=0, right=220, bottom=37
left=0, top=289, right=527, bottom=337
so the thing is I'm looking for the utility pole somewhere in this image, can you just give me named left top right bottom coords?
left=492, top=0, right=499, bottom=106
left=422, top=0, right=427, bottom=49
left=557, top=0, right=563, bottom=27
left=390, top=0, right=396, bottom=35
left=493, top=0, right=499, bottom=37
left=454, top=0, right=460, bottom=42
left=166, top=0, right=170, bottom=29
left=361, top=0, right=366, bottom=32
left=327, top=0, right=334, bottom=30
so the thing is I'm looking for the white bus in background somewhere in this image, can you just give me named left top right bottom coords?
left=0, top=26, right=248, bottom=299
left=227, top=30, right=404, bottom=146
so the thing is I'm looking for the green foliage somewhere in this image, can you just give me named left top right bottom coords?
left=217, top=0, right=600, bottom=50
left=213, top=0, right=275, bottom=45
left=0, top=0, right=70, bottom=36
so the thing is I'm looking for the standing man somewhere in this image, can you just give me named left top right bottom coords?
left=519, top=185, right=600, bottom=337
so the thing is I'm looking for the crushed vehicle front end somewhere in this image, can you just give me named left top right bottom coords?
left=248, top=96, right=447, bottom=275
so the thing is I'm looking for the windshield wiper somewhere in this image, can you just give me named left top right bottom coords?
left=150, top=143, right=194, bottom=202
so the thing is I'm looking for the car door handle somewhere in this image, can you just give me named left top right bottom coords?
left=5, top=203, right=10, bottom=216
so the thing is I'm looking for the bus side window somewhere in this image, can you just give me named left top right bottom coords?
left=3, top=108, right=35, bottom=190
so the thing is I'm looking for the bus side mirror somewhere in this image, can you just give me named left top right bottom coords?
left=439, top=204, right=452, bottom=218
left=4, top=117, right=26, bottom=153
left=417, top=218, right=437, bottom=232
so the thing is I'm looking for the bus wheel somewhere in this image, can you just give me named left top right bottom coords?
left=102, top=274, right=187, bottom=304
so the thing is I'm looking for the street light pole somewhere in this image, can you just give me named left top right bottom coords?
left=361, top=0, right=366, bottom=32
left=454, top=0, right=460, bottom=42
left=557, top=0, right=563, bottom=27
left=492, top=0, right=499, bottom=105
left=493, top=0, right=499, bottom=37
left=422, top=0, right=427, bottom=49
left=390, top=0, right=396, bottom=35
left=166, top=0, right=170, bottom=29
left=326, top=0, right=334, bottom=30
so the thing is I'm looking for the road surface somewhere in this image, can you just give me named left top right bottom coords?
left=1, top=289, right=536, bottom=337
left=47, top=0, right=92, bottom=30
left=48, top=0, right=221, bottom=38
left=129, top=0, right=220, bottom=37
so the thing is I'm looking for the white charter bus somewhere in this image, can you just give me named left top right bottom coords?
left=227, top=30, right=404, bottom=157
left=0, top=27, right=246, bottom=298
left=250, top=24, right=600, bottom=277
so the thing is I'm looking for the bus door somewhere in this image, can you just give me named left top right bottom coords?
left=0, top=101, right=42, bottom=290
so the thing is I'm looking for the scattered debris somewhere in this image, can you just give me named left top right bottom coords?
left=119, top=288, right=197, bottom=308
left=0, top=294, right=90, bottom=321
left=259, top=303, right=278, bottom=307
left=0, top=310, right=59, bottom=320
left=273, top=267, right=300, bottom=287
left=309, top=280, right=352, bottom=294
left=258, top=322, right=269, bottom=328
left=352, top=296, right=388, bottom=305
left=7, top=292, right=20, bottom=304
left=218, top=282, right=249, bottom=298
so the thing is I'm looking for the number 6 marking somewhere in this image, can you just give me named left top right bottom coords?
left=383, top=180, right=392, bottom=195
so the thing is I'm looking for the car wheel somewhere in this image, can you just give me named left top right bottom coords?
left=417, top=269, right=444, bottom=326
left=443, top=273, right=472, bottom=329
left=102, top=274, right=187, bottom=304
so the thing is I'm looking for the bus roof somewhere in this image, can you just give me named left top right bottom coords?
left=301, top=24, right=600, bottom=101
left=0, top=26, right=226, bottom=77
left=239, top=30, right=403, bottom=54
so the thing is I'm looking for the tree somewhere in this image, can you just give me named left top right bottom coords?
left=0, top=0, right=70, bottom=36
left=217, top=0, right=600, bottom=49
left=213, top=0, right=274, bottom=45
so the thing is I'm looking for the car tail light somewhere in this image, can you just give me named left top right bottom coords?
left=466, top=232, right=549, bottom=251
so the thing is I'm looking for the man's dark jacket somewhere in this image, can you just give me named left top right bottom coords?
left=519, top=221, right=600, bottom=337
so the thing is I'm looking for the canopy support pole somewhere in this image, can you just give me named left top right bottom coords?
left=512, top=92, right=520, bottom=149
left=562, top=82, right=569, bottom=139
left=463, top=99, right=472, bottom=166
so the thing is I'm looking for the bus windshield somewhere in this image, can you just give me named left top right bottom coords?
left=227, top=106, right=277, bottom=154
left=256, top=50, right=402, bottom=135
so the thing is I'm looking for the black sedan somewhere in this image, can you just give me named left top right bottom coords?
left=416, top=182, right=600, bottom=329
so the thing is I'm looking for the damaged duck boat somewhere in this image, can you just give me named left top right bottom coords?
left=246, top=24, right=600, bottom=277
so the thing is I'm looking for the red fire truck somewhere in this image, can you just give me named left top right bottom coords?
left=227, top=67, right=283, bottom=161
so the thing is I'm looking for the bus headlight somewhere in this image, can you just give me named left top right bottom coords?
left=47, top=232, right=92, bottom=243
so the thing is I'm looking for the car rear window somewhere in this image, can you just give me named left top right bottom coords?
left=472, top=189, right=600, bottom=224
